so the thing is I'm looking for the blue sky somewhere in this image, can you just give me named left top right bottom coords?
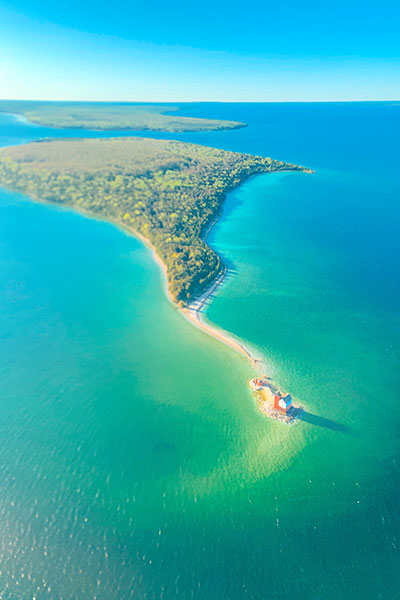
left=0, top=0, right=399, bottom=101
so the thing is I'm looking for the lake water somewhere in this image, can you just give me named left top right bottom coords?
left=0, top=103, right=399, bottom=599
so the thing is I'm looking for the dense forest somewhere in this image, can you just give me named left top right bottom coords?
left=0, top=101, right=246, bottom=132
left=0, top=137, right=309, bottom=303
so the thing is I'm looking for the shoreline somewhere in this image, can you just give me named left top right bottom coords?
left=1, top=111, right=247, bottom=134
left=41, top=176, right=264, bottom=369
left=121, top=203, right=268, bottom=371
left=0, top=165, right=285, bottom=371
left=121, top=222, right=260, bottom=367
left=0, top=170, right=304, bottom=422
left=0, top=140, right=311, bottom=397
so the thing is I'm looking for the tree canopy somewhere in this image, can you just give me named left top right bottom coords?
left=0, top=101, right=246, bottom=132
left=0, top=137, right=309, bottom=303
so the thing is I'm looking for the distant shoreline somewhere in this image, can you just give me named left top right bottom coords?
left=0, top=108, right=247, bottom=133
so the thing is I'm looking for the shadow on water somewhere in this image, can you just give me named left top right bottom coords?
left=297, top=410, right=351, bottom=433
left=201, top=268, right=238, bottom=307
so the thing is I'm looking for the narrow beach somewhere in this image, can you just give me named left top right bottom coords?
left=126, top=223, right=259, bottom=368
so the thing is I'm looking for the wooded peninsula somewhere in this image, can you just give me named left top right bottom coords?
left=0, top=137, right=310, bottom=303
left=0, top=101, right=246, bottom=132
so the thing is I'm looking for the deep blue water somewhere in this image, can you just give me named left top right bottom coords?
left=0, top=103, right=399, bottom=599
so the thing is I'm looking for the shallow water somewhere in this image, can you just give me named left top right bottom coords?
left=0, top=103, right=399, bottom=599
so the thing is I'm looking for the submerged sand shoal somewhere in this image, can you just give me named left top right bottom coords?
left=126, top=225, right=257, bottom=365
left=118, top=197, right=262, bottom=370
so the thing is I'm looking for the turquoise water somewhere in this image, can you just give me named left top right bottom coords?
left=0, top=104, right=399, bottom=598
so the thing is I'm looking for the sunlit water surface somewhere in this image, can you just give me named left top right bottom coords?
left=0, top=103, right=399, bottom=599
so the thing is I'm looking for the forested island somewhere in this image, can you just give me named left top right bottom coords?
left=0, top=101, right=246, bottom=132
left=0, top=137, right=310, bottom=303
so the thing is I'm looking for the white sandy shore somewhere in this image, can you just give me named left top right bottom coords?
left=182, top=273, right=257, bottom=366
left=0, top=149, right=281, bottom=371
left=0, top=135, right=309, bottom=372
left=0, top=143, right=309, bottom=421
left=124, top=168, right=316, bottom=374
left=125, top=224, right=258, bottom=367
left=125, top=228, right=305, bottom=423
left=118, top=202, right=266, bottom=372
left=0, top=182, right=251, bottom=365
left=86, top=195, right=264, bottom=370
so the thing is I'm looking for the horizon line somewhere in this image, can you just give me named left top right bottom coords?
left=1, top=98, right=399, bottom=105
